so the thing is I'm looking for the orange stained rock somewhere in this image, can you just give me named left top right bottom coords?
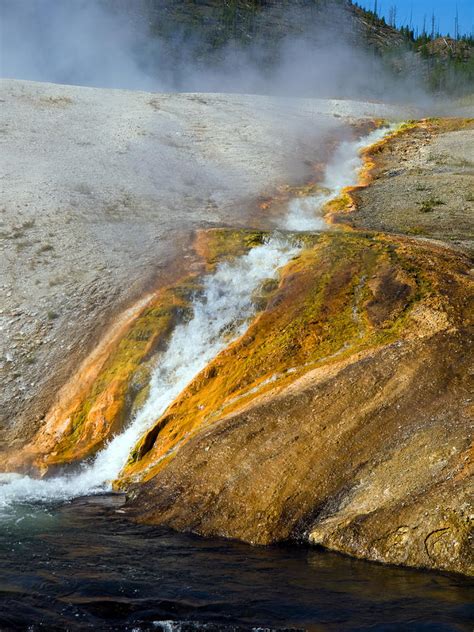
left=118, top=231, right=465, bottom=488
left=2, top=229, right=268, bottom=475
left=6, top=287, right=194, bottom=474
left=325, top=118, right=474, bottom=227
left=8, top=118, right=470, bottom=481
left=323, top=124, right=408, bottom=226
left=2, top=294, right=156, bottom=474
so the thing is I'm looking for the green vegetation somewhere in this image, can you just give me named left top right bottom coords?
left=353, top=1, right=473, bottom=94
left=419, top=198, right=445, bottom=213
left=406, top=225, right=427, bottom=235
left=142, top=0, right=473, bottom=96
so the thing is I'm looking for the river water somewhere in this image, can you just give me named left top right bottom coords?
left=1, top=495, right=472, bottom=631
left=1, top=126, right=472, bottom=630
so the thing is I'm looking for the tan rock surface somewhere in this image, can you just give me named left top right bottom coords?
left=124, top=234, right=473, bottom=575
left=2, top=79, right=472, bottom=576
left=336, top=119, right=474, bottom=253
left=122, top=121, right=474, bottom=576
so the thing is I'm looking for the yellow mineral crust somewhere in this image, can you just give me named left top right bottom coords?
left=2, top=229, right=267, bottom=475
left=118, top=232, right=466, bottom=487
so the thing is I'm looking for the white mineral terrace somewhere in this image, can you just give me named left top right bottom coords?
left=0, top=124, right=395, bottom=510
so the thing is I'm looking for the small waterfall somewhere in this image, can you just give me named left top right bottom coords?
left=0, top=125, right=394, bottom=511
left=0, top=238, right=298, bottom=509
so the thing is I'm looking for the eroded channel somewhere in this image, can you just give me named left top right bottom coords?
left=0, top=125, right=394, bottom=508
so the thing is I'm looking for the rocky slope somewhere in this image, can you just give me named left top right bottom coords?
left=142, top=0, right=405, bottom=51
left=122, top=231, right=472, bottom=575
left=127, top=327, right=472, bottom=575
left=1, top=79, right=472, bottom=576
left=120, top=120, right=473, bottom=575
left=1, top=78, right=410, bottom=452
left=333, top=119, right=474, bottom=254
left=122, top=0, right=473, bottom=96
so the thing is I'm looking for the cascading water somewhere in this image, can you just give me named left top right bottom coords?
left=285, top=126, right=392, bottom=231
left=0, top=238, right=298, bottom=509
left=0, top=118, right=470, bottom=632
left=0, top=125, right=394, bottom=511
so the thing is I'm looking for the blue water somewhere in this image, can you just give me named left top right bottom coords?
left=0, top=494, right=472, bottom=631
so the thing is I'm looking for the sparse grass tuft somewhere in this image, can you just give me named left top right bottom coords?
left=419, top=198, right=445, bottom=213
left=37, top=244, right=54, bottom=254
left=39, top=96, right=73, bottom=107
left=407, top=226, right=427, bottom=235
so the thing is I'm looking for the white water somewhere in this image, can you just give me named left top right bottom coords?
left=0, top=238, right=298, bottom=509
left=0, top=125, right=395, bottom=511
left=285, top=126, right=392, bottom=231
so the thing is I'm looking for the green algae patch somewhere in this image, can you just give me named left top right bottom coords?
left=118, top=231, right=449, bottom=488
left=43, top=286, right=195, bottom=468
left=195, top=228, right=269, bottom=269
left=325, top=192, right=353, bottom=216
left=31, top=228, right=275, bottom=472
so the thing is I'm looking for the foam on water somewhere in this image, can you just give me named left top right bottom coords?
left=0, top=126, right=395, bottom=511
left=285, top=126, right=393, bottom=231
left=0, top=237, right=298, bottom=510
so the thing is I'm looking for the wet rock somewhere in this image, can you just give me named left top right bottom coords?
left=122, top=235, right=473, bottom=576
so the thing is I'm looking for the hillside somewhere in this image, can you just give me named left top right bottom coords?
left=131, top=0, right=473, bottom=95
left=3, top=0, right=472, bottom=98
left=136, top=0, right=405, bottom=52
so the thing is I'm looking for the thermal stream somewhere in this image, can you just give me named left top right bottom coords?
left=0, top=239, right=298, bottom=508
left=285, top=126, right=391, bottom=231
left=0, top=125, right=394, bottom=511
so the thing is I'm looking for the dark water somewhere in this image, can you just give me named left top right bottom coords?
left=0, top=495, right=472, bottom=632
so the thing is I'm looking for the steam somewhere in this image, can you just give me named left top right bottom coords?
left=285, top=125, right=394, bottom=230
left=0, top=0, right=165, bottom=91
left=0, top=237, right=299, bottom=509
left=0, top=0, right=431, bottom=104
left=0, top=124, right=396, bottom=511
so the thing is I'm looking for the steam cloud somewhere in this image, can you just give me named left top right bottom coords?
left=1, top=0, right=428, bottom=103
